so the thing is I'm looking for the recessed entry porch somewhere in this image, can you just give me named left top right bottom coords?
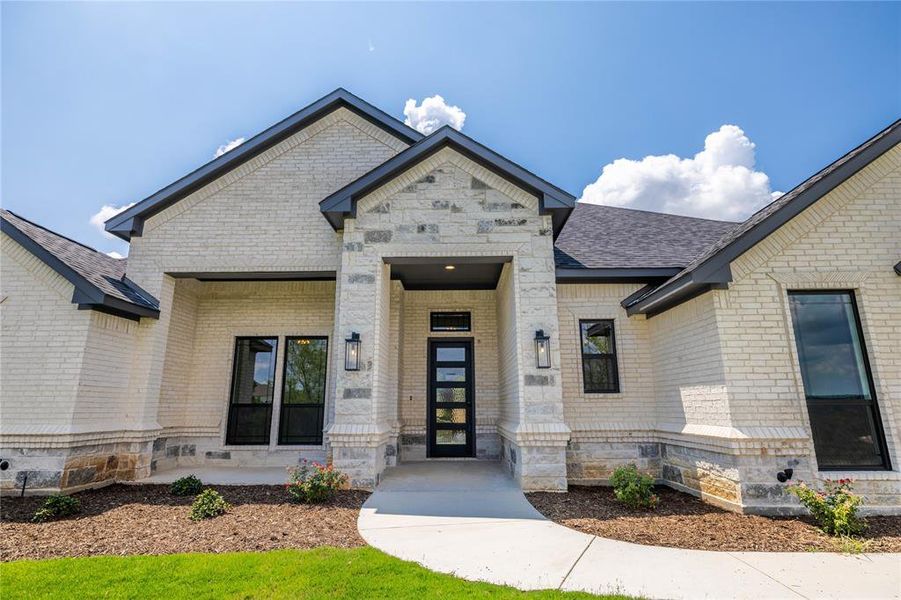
left=385, top=256, right=511, bottom=463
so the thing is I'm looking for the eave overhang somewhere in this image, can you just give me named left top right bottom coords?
left=1, top=218, right=160, bottom=321
left=320, top=126, right=576, bottom=238
left=625, top=120, right=901, bottom=318
left=105, top=89, right=423, bottom=241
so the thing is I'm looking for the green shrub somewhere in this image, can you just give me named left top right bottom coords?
left=170, top=475, right=203, bottom=496
left=32, top=494, right=81, bottom=523
left=610, top=464, right=659, bottom=509
left=286, top=460, right=347, bottom=504
left=189, top=489, right=229, bottom=521
left=788, top=478, right=867, bottom=536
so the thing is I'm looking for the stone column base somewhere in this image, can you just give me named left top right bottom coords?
left=499, top=423, right=570, bottom=491
left=327, top=425, right=396, bottom=490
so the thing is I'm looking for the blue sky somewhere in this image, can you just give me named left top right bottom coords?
left=3, top=2, right=898, bottom=257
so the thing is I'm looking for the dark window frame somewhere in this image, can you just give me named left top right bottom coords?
left=225, top=335, right=278, bottom=446
left=278, top=336, right=329, bottom=446
left=579, top=319, right=620, bottom=394
left=430, top=311, right=472, bottom=332
left=788, top=290, right=891, bottom=471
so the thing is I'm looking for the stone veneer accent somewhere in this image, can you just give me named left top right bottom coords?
left=329, top=149, right=570, bottom=490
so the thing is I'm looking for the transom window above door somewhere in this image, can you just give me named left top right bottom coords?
left=430, top=312, right=471, bottom=332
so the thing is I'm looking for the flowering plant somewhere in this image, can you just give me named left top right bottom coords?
left=787, top=478, right=867, bottom=536
left=286, top=459, right=347, bottom=504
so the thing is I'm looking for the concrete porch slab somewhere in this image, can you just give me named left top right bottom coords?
left=134, top=466, right=289, bottom=486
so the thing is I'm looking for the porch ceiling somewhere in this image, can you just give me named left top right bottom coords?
left=385, top=256, right=510, bottom=290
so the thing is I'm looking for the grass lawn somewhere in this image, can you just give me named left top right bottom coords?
left=1, top=546, right=630, bottom=599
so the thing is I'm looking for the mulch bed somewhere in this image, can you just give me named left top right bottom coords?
left=0, top=484, right=369, bottom=561
left=527, top=486, right=901, bottom=553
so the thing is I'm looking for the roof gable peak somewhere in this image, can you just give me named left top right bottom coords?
left=105, top=88, right=422, bottom=241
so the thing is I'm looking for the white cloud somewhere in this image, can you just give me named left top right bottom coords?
left=580, top=125, right=777, bottom=221
left=106, top=251, right=125, bottom=259
left=403, top=95, right=466, bottom=135
left=214, top=137, right=246, bottom=158
left=90, top=202, right=136, bottom=240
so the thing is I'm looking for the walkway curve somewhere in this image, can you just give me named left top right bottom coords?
left=358, top=461, right=900, bottom=600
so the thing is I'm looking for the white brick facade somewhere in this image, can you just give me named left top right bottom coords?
left=1, top=100, right=898, bottom=513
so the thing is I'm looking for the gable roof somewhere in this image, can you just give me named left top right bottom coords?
left=1, top=210, right=160, bottom=320
left=554, top=203, right=737, bottom=282
left=319, top=125, right=576, bottom=237
left=625, top=118, right=901, bottom=317
left=105, top=88, right=423, bottom=241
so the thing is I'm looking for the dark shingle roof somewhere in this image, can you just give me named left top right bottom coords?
left=554, top=203, right=738, bottom=269
left=1, top=209, right=159, bottom=319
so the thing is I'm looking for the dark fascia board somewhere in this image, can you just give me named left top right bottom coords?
left=555, top=267, right=681, bottom=284
left=169, top=270, right=337, bottom=282
left=1, top=218, right=159, bottom=321
left=320, top=126, right=576, bottom=237
left=627, top=121, right=901, bottom=318
left=105, top=88, right=423, bottom=241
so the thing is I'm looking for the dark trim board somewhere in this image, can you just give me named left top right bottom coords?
left=105, top=89, right=423, bottom=241
left=169, top=271, right=337, bottom=282
left=320, top=126, right=575, bottom=237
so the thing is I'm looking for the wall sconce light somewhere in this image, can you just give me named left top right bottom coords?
left=534, top=329, right=551, bottom=369
left=345, top=332, right=361, bottom=371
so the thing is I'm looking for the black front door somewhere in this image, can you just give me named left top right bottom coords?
left=428, top=339, right=475, bottom=458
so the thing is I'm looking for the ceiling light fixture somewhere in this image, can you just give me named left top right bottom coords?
left=444, top=265, right=455, bottom=270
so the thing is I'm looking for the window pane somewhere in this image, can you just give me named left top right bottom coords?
left=583, top=356, right=618, bottom=393
left=789, top=293, right=871, bottom=399
left=230, top=338, right=277, bottom=405
left=435, top=408, right=466, bottom=424
left=808, top=404, right=884, bottom=468
left=430, top=312, right=471, bottom=332
left=579, top=320, right=619, bottom=393
left=789, top=291, right=888, bottom=470
left=227, top=337, right=277, bottom=445
left=436, top=387, right=467, bottom=403
left=581, top=321, right=612, bottom=355
left=437, top=367, right=466, bottom=382
left=436, top=430, right=466, bottom=445
left=436, top=347, right=466, bottom=362
left=283, top=338, right=328, bottom=405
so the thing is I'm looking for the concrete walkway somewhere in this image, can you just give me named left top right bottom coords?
left=358, top=461, right=900, bottom=600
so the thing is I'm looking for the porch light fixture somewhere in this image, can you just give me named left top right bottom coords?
left=534, top=330, right=551, bottom=369
left=344, top=332, right=361, bottom=371
left=444, top=265, right=455, bottom=270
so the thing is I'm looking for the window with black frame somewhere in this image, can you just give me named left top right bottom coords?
left=226, top=337, right=277, bottom=445
left=579, top=320, right=619, bottom=393
left=788, top=291, right=889, bottom=470
left=279, top=337, right=328, bottom=445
